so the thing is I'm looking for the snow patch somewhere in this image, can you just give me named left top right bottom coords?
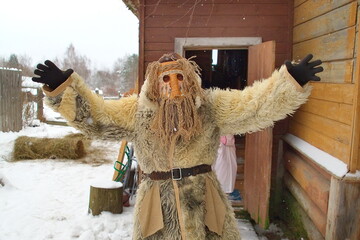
left=90, top=179, right=123, bottom=189
left=283, top=134, right=348, bottom=178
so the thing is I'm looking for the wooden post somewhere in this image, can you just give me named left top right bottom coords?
left=36, top=88, right=45, bottom=122
left=89, top=181, right=123, bottom=216
left=112, top=140, right=128, bottom=181
left=326, top=177, right=360, bottom=240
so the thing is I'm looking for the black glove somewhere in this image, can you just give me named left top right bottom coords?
left=32, top=60, right=73, bottom=90
left=285, top=54, right=323, bottom=86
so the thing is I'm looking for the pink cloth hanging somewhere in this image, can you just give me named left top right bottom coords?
left=212, top=135, right=237, bottom=193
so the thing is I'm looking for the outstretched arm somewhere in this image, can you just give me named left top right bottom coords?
left=209, top=54, right=323, bottom=136
left=33, top=61, right=137, bottom=141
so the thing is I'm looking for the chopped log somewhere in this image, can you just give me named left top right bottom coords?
left=89, top=181, right=123, bottom=216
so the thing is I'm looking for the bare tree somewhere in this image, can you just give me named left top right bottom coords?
left=0, top=54, right=34, bottom=76
left=7, top=54, right=20, bottom=69
left=113, top=54, right=138, bottom=94
left=0, top=56, right=6, bottom=67
left=55, top=44, right=92, bottom=81
left=18, top=54, right=34, bottom=76
left=91, top=70, right=119, bottom=96
left=1, top=45, right=139, bottom=97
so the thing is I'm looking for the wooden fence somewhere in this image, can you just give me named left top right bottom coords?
left=0, top=68, right=22, bottom=132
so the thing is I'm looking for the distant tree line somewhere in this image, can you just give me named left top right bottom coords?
left=0, top=44, right=138, bottom=96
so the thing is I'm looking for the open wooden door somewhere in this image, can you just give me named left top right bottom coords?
left=244, top=41, right=275, bottom=229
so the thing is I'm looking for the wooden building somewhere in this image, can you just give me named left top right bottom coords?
left=122, top=0, right=360, bottom=239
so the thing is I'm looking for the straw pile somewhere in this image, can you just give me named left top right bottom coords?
left=13, top=134, right=89, bottom=160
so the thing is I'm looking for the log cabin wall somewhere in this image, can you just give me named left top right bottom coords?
left=138, top=0, right=294, bottom=87
left=289, top=0, right=358, bottom=168
left=282, top=1, right=360, bottom=239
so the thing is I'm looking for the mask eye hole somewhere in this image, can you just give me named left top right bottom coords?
left=177, top=74, right=183, bottom=81
left=163, top=75, right=170, bottom=83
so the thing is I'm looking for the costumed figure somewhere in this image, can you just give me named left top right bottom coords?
left=32, top=53, right=323, bottom=240
left=212, top=135, right=237, bottom=194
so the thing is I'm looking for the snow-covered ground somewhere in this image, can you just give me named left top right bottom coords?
left=0, top=123, right=135, bottom=240
left=0, top=104, right=267, bottom=240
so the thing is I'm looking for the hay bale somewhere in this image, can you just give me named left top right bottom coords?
left=64, top=133, right=91, bottom=148
left=13, top=135, right=86, bottom=160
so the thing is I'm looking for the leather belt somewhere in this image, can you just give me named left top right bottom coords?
left=146, top=164, right=212, bottom=180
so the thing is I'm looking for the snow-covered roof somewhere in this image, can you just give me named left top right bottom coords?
left=0, top=67, right=22, bottom=71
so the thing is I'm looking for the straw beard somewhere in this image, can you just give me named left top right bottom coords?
left=145, top=56, right=204, bottom=149
left=151, top=94, right=202, bottom=148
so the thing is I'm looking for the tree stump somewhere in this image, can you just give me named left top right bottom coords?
left=88, top=180, right=123, bottom=216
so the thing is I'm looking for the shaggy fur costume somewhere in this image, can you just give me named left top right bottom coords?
left=43, top=57, right=311, bottom=240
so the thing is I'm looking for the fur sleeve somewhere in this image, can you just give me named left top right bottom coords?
left=44, top=72, right=138, bottom=141
left=208, top=65, right=311, bottom=135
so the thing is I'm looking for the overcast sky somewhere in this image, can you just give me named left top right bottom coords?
left=0, top=0, right=139, bottom=69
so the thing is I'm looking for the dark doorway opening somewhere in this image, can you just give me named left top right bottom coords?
left=185, top=49, right=248, bottom=90
left=185, top=49, right=248, bottom=206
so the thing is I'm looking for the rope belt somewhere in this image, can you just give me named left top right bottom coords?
left=146, top=164, right=212, bottom=180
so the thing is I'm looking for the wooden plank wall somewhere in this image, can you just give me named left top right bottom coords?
left=289, top=0, right=357, bottom=167
left=140, top=0, right=293, bottom=86
left=283, top=1, right=360, bottom=238
left=283, top=143, right=331, bottom=238
left=0, top=69, right=22, bottom=132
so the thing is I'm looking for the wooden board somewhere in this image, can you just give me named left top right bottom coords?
left=350, top=30, right=360, bottom=172
left=145, top=27, right=290, bottom=44
left=235, top=177, right=244, bottom=197
left=289, top=121, right=351, bottom=164
left=284, top=142, right=332, bottom=181
left=299, top=98, right=353, bottom=125
left=284, top=150, right=330, bottom=214
left=284, top=172, right=327, bottom=236
left=317, top=60, right=354, bottom=84
left=294, top=0, right=307, bottom=7
left=146, top=13, right=290, bottom=28
left=138, top=1, right=146, bottom=88
left=293, top=27, right=356, bottom=62
left=145, top=3, right=290, bottom=16
left=310, top=82, right=354, bottom=104
left=237, top=163, right=244, bottom=174
left=293, top=2, right=356, bottom=43
left=244, top=41, right=275, bottom=229
left=292, top=110, right=352, bottom=145
left=145, top=42, right=174, bottom=51
left=294, top=0, right=353, bottom=26
left=326, top=177, right=360, bottom=239
left=146, top=0, right=290, bottom=4
left=112, top=141, right=128, bottom=181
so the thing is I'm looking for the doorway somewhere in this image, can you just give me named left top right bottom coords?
left=185, top=49, right=248, bottom=205
left=184, top=41, right=275, bottom=228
